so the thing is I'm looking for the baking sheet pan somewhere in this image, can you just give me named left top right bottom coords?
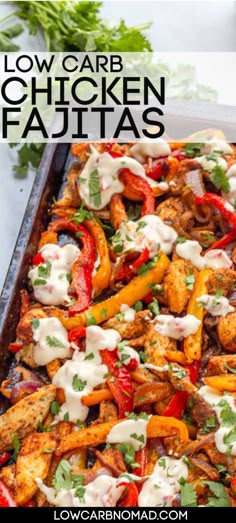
left=0, top=100, right=235, bottom=386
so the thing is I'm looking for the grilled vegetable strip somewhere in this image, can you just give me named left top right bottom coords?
left=196, top=193, right=236, bottom=228
left=184, top=269, right=212, bottom=362
left=110, top=194, right=128, bottom=230
left=118, top=483, right=139, bottom=507
left=120, top=168, right=156, bottom=215
left=60, top=253, right=170, bottom=330
left=56, top=416, right=189, bottom=454
left=163, top=391, right=189, bottom=419
left=0, top=480, right=17, bottom=507
left=48, top=217, right=96, bottom=314
left=206, top=229, right=236, bottom=251
left=115, top=248, right=150, bottom=282
left=204, top=375, right=236, bottom=391
left=84, top=218, right=111, bottom=297
left=101, top=349, right=134, bottom=417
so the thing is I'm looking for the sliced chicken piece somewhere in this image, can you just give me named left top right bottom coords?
left=15, top=431, right=57, bottom=505
left=163, top=259, right=197, bottom=314
left=217, top=312, right=236, bottom=353
left=0, top=384, right=56, bottom=451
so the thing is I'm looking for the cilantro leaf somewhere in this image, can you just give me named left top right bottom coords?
left=50, top=401, right=60, bottom=415
left=89, top=169, right=101, bottom=208
left=183, top=142, right=204, bottom=158
left=180, top=483, right=197, bottom=507
left=205, top=481, right=231, bottom=507
left=12, top=434, right=21, bottom=460
left=210, top=165, right=230, bottom=193
left=72, top=374, right=87, bottom=392
left=46, top=336, right=65, bottom=349
left=53, top=460, right=72, bottom=491
left=31, top=318, right=40, bottom=330
left=71, top=201, right=95, bottom=224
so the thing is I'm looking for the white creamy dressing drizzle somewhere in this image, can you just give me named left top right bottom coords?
left=222, top=164, right=236, bottom=206
left=154, top=314, right=201, bottom=340
left=79, top=148, right=145, bottom=210
left=106, top=418, right=149, bottom=451
left=32, top=317, right=72, bottom=366
left=200, top=138, right=233, bottom=156
left=138, top=456, right=188, bottom=507
left=196, top=294, right=234, bottom=317
left=196, top=155, right=227, bottom=172
left=130, top=138, right=171, bottom=163
left=115, top=215, right=178, bottom=258
left=28, top=243, right=80, bottom=306
left=176, top=240, right=233, bottom=270
left=52, top=326, right=121, bottom=422
left=120, top=304, right=136, bottom=322
left=118, top=345, right=140, bottom=367
left=36, top=475, right=125, bottom=508
left=199, top=385, right=236, bottom=455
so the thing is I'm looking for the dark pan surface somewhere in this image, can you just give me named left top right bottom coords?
left=0, top=143, right=71, bottom=388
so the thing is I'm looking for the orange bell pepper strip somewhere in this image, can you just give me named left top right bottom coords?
left=84, top=218, right=111, bottom=297
left=110, top=194, right=128, bottom=230
left=56, top=415, right=188, bottom=455
left=59, top=252, right=170, bottom=330
left=38, top=230, right=57, bottom=249
left=183, top=269, right=212, bottom=362
left=204, top=375, right=236, bottom=392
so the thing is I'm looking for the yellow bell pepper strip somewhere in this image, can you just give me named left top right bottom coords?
left=204, top=375, right=236, bottom=392
left=59, top=253, right=170, bottom=330
left=56, top=415, right=188, bottom=455
left=183, top=269, right=212, bottom=362
left=83, top=217, right=111, bottom=297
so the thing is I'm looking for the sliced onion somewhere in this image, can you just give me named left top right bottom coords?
left=10, top=380, right=41, bottom=404
left=14, top=366, right=44, bottom=386
left=185, top=169, right=205, bottom=197
left=150, top=437, right=166, bottom=457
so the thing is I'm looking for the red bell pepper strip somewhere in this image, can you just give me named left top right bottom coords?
left=195, top=194, right=236, bottom=228
left=105, top=143, right=123, bottom=158
left=32, top=252, right=44, bottom=266
left=119, top=168, right=156, bottom=216
left=115, top=248, right=150, bottom=282
left=23, top=499, right=35, bottom=507
left=68, top=327, right=86, bottom=347
left=162, top=390, right=189, bottom=419
left=163, top=360, right=200, bottom=418
left=185, top=360, right=200, bottom=385
left=100, top=349, right=133, bottom=418
left=133, top=446, right=148, bottom=478
left=8, top=343, right=23, bottom=354
left=0, top=453, right=10, bottom=467
left=48, top=218, right=96, bottom=315
left=230, top=477, right=236, bottom=494
left=118, top=482, right=139, bottom=507
left=0, top=480, right=17, bottom=507
left=145, top=157, right=169, bottom=181
left=205, top=229, right=236, bottom=252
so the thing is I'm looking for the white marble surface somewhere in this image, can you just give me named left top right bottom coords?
left=1, top=0, right=236, bottom=291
